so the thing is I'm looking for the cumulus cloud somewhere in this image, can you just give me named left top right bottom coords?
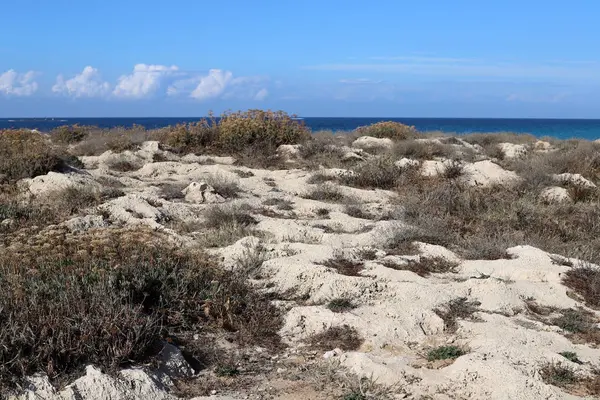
left=189, top=69, right=233, bottom=100
left=52, top=66, right=110, bottom=98
left=0, top=70, right=38, bottom=96
left=113, top=64, right=179, bottom=98
left=254, top=88, right=269, bottom=100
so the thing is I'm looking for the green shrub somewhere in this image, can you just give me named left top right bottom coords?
left=354, top=121, right=418, bottom=140
left=427, top=345, right=465, bottom=361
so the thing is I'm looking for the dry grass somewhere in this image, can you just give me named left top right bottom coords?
left=70, top=125, right=152, bottom=156
left=391, top=139, right=457, bottom=160
left=205, top=174, right=242, bottom=199
left=306, top=325, right=363, bottom=351
left=327, top=298, right=357, bottom=313
left=382, top=256, right=459, bottom=277
left=434, top=298, right=481, bottom=333
left=318, top=254, right=365, bottom=276
left=539, top=362, right=600, bottom=396
left=0, top=130, right=77, bottom=182
left=303, top=183, right=347, bottom=202
left=0, top=229, right=283, bottom=390
left=563, top=265, right=600, bottom=309
left=203, top=204, right=258, bottom=230
left=341, top=156, right=405, bottom=190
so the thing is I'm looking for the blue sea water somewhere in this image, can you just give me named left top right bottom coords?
left=1, top=117, right=600, bottom=140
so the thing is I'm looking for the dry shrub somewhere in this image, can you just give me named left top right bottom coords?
left=563, top=265, right=600, bottom=309
left=303, top=183, right=347, bottom=202
left=298, top=135, right=348, bottom=169
left=319, top=253, right=365, bottom=276
left=203, top=204, right=257, bottom=229
left=383, top=256, right=459, bottom=277
left=306, top=325, right=363, bottom=351
left=434, top=298, right=481, bottom=332
left=341, top=156, right=405, bottom=190
left=71, top=125, right=151, bottom=156
left=0, top=229, right=282, bottom=390
left=399, top=179, right=600, bottom=263
left=354, top=121, right=418, bottom=140
left=461, top=132, right=537, bottom=147
left=50, top=124, right=90, bottom=144
left=218, top=110, right=310, bottom=152
left=0, top=130, right=75, bottom=182
left=205, top=174, right=242, bottom=199
left=392, top=139, right=456, bottom=160
left=162, top=115, right=219, bottom=154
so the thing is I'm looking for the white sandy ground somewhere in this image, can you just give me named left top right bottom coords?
left=7, top=138, right=600, bottom=399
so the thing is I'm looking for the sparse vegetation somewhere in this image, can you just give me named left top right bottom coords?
left=427, top=345, right=465, bottom=361
left=562, top=265, right=600, bottom=309
left=318, top=254, right=365, bottom=276
left=327, top=298, right=357, bottom=313
left=341, top=156, right=402, bottom=189
left=540, top=363, right=578, bottom=388
left=354, top=121, right=418, bottom=140
left=559, top=351, right=582, bottom=364
left=205, top=174, right=242, bottom=199
left=434, top=298, right=481, bottom=332
left=307, top=325, right=363, bottom=351
left=303, top=183, right=347, bottom=202
left=382, top=256, right=459, bottom=277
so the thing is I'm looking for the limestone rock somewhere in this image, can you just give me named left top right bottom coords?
left=352, top=136, right=393, bottom=151
left=182, top=182, right=225, bottom=204
left=553, top=173, right=596, bottom=188
left=539, top=186, right=572, bottom=204
left=498, top=143, right=527, bottom=159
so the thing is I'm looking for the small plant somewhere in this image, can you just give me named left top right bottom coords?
left=203, top=204, right=257, bottom=229
left=316, top=207, right=330, bottom=218
left=307, top=325, right=363, bottom=351
left=341, top=156, right=401, bottom=190
left=205, top=174, right=242, bottom=199
left=342, top=393, right=367, bottom=400
left=563, top=265, right=600, bottom=309
left=327, top=298, right=356, bottom=313
left=108, top=160, right=140, bottom=172
left=434, top=298, right=481, bottom=333
left=427, top=345, right=465, bottom=361
left=540, top=363, right=577, bottom=388
left=383, top=256, right=459, bottom=277
left=319, top=254, right=365, bottom=277
left=344, top=204, right=375, bottom=220
left=51, top=124, right=89, bottom=144
left=559, top=351, right=582, bottom=364
left=307, top=172, right=338, bottom=184
left=303, top=184, right=347, bottom=203
left=233, top=169, right=255, bottom=178
left=441, top=159, right=465, bottom=180
left=215, top=364, right=240, bottom=377
left=357, top=248, right=378, bottom=261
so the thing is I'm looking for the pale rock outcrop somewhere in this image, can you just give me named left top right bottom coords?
left=63, top=214, right=110, bottom=233
left=395, top=158, right=420, bottom=169
left=277, top=144, right=302, bottom=160
left=23, top=171, right=101, bottom=196
left=182, top=182, right=225, bottom=204
left=98, top=194, right=167, bottom=229
left=553, top=172, right=597, bottom=188
left=498, top=142, right=527, bottom=159
left=462, top=160, right=520, bottom=187
left=539, top=186, right=572, bottom=204
left=352, top=136, right=393, bottom=152
left=534, top=140, right=554, bottom=153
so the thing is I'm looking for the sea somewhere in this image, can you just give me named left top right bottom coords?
left=1, top=117, right=600, bottom=140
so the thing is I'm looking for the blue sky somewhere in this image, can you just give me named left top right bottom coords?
left=1, top=0, right=599, bottom=118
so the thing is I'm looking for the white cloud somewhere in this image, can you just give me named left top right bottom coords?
left=52, top=66, right=110, bottom=98
left=189, top=69, right=233, bottom=100
left=0, top=70, right=38, bottom=96
left=254, top=88, right=268, bottom=100
left=113, top=64, right=179, bottom=98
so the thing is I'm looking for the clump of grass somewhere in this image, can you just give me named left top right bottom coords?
left=427, top=345, right=465, bottom=361
left=441, top=159, right=465, bottom=180
left=341, top=156, right=402, bottom=190
left=434, top=298, right=481, bottom=333
left=203, top=204, right=257, bottom=229
left=158, top=182, right=188, bottom=200
left=327, top=298, right=356, bottom=313
left=559, top=351, right=582, bottom=364
left=205, top=174, right=242, bottom=199
left=354, top=121, right=418, bottom=140
left=233, top=169, right=254, bottom=178
left=540, top=363, right=578, bottom=388
left=562, top=265, right=600, bottom=309
left=315, top=207, right=331, bottom=218
left=307, top=172, right=339, bottom=184
left=0, top=130, right=75, bottom=182
left=263, top=198, right=294, bottom=210
left=319, top=254, right=365, bottom=276
left=392, top=139, right=456, bottom=160
left=383, top=256, right=459, bottom=277
left=303, top=184, right=347, bottom=203
left=108, top=160, right=141, bottom=172
left=344, top=204, right=376, bottom=220
left=306, top=325, right=363, bottom=351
